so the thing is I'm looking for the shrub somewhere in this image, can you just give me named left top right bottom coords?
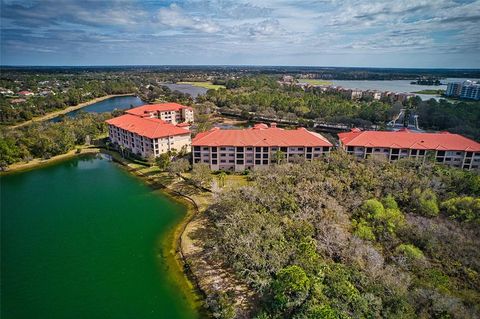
left=441, top=196, right=480, bottom=223
left=395, top=244, right=424, bottom=260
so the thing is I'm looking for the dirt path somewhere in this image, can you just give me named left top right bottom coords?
left=8, top=94, right=135, bottom=129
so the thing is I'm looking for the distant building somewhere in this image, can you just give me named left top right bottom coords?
left=445, top=82, right=463, bottom=97
left=192, top=123, right=333, bottom=172
left=106, top=103, right=193, bottom=159
left=338, top=128, right=480, bottom=170
left=341, top=89, right=363, bottom=100
left=460, top=81, right=480, bottom=100
left=362, top=90, right=382, bottom=100
left=445, top=80, right=480, bottom=100
left=125, top=103, right=194, bottom=125
left=0, top=88, right=14, bottom=95
left=17, top=90, right=34, bottom=97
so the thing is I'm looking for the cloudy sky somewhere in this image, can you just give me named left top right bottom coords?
left=1, top=0, right=480, bottom=67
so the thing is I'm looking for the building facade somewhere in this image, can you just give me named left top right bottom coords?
left=192, top=123, right=333, bottom=171
left=446, top=80, right=480, bottom=100
left=106, top=103, right=193, bottom=158
left=125, top=103, right=194, bottom=124
left=338, top=128, right=480, bottom=170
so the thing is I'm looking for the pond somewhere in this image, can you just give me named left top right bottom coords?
left=1, top=155, right=200, bottom=319
left=51, top=95, right=145, bottom=122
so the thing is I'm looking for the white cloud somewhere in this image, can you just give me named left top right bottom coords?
left=157, top=4, right=220, bottom=33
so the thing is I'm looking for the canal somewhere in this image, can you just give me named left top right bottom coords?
left=1, top=155, right=200, bottom=319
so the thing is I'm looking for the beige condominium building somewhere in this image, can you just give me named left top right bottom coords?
left=106, top=103, right=193, bottom=158
left=192, top=123, right=333, bottom=171
left=338, top=128, right=480, bottom=170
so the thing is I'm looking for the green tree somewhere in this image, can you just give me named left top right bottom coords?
left=441, top=196, right=480, bottom=223
left=191, top=163, right=213, bottom=188
left=272, top=265, right=311, bottom=311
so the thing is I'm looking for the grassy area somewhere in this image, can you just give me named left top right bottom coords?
left=299, top=79, right=333, bottom=86
left=411, top=89, right=445, bottom=95
left=178, top=81, right=226, bottom=90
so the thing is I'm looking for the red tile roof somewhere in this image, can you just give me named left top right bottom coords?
left=193, top=124, right=332, bottom=147
left=106, top=114, right=190, bottom=139
left=338, top=128, right=480, bottom=152
left=18, top=90, right=33, bottom=95
left=126, top=103, right=192, bottom=117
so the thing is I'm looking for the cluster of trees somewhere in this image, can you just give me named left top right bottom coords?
left=414, top=98, right=480, bottom=140
left=0, top=78, right=136, bottom=124
left=199, top=77, right=394, bottom=126
left=203, top=153, right=480, bottom=318
left=0, top=113, right=110, bottom=168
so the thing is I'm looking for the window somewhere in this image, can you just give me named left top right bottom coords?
left=255, top=160, right=261, bottom=164
left=255, top=147, right=261, bottom=152
left=255, top=154, right=261, bottom=158
left=202, top=147, right=209, bottom=151
left=246, top=147, right=253, bottom=151
left=246, top=160, right=253, bottom=163
left=263, top=147, right=268, bottom=152
left=212, top=160, right=217, bottom=164
left=391, top=149, right=399, bottom=154
left=263, top=154, right=268, bottom=158
left=298, top=147, right=304, bottom=151
left=194, top=152, right=201, bottom=157
left=212, top=147, right=217, bottom=152
left=236, top=147, right=244, bottom=152
left=307, top=147, right=312, bottom=152
left=347, top=146, right=354, bottom=152
left=306, top=154, right=312, bottom=159
left=391, top=155, right=398, bottom=160
left=229, top=160, right=235, bottom=163
left=263, top=160, right=269, bottom=165
left=220, top=147, right=226, bottom=151
left=237, top=154, right=244, bottom=159
left=366, top=147, right=372, bottom=153
left=466, top=152, right=473, bottom=158
left=220, top=160, right=226, bottom=163
left=212, top=154, right=217, bottom=158
left=314, top=147, right=321, bottom=151
left=437, top=151, right=446, bottom=156
left=323, top=147, right=330, bottom=152
left=419, top=150, right=425, bottom=155
left=281, top=147, right=287, bottom=152
left=271, top=147, right=278, bottom=151
left=411, top=149, right=417, bottom=156
left=236, top=160, right=244, bottom=164
left=220, top=153, right=226, bottom=157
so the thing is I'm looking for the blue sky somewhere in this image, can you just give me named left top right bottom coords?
left=1, top=0, right=480, bottom=67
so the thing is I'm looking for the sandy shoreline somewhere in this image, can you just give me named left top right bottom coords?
left=8, top=93, right=135, bottom=129
left=1, top=147, right=101, bottom=175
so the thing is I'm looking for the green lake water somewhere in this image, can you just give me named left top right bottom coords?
left=1, top=155, right=200, bottom=319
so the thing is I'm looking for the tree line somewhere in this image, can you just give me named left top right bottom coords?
left=0, top=113, right=110, bottom=169
left=203, top=153, right=480, bottom=318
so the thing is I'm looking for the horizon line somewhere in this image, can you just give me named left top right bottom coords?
left=1, top=64, right=480, bottom=71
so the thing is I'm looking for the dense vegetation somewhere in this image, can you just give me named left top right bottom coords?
left=0, top=113, right=110, bottom=168
left=0, top=77, right=136, bottom=124
left=204, top=153, right=480, bottom=318
left=200, top=76, right=480, bottom=140
left=200, top=77, right=394, bottom=126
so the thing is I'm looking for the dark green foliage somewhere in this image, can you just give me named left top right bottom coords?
left=0, top=113, right=110, bottom=169
left=205, top=152, right=480, bottom=318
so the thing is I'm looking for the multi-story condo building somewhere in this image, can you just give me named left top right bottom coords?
left=338, top=128, right=480, bottom=170
left=106, top=103, right=193, bottom=158
left=192, top=123, right=333, bottom=171
left=446, top=80, right=480, bottom=100
left=460, top=81, right=480, bottom=100
left=446, top=82, right=463, bottom=97
left=125, top=103, right=194, bottom=124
